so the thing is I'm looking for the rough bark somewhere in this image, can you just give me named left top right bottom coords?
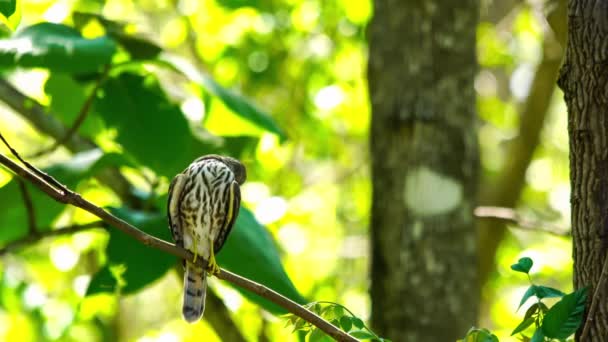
left=368, top=1, right=479, bottom=340
left=557, top=1, right=608, bottom=340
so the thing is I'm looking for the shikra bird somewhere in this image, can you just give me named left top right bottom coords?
left=167, top=155, right=246, bottom=323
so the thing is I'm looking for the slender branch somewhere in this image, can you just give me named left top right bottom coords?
left=474, top=206, right=570, bottom=237
left=580, top=253, right=608, bottom=341
left=17, top=179, right=37, bottom=234
left=0, top=139, right=355, bottom=342
left=0, top=221, right=105, bottom=256
left=28, top=65, right=111, bottom=159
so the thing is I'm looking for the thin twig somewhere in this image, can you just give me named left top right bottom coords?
left=0, top=141, right=354, bottom=342
left=0, top=221, right=105, bottom=256
left=17, top=179, right=37, bottom=235
left=0, top=133, right=67, bottom=192
left=580, top=252, right=608, bottom=341
left=474, top=206, right=570, bottom=237
left=27, top=65, right=111, bottom=159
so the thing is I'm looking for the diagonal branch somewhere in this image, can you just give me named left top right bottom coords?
left=0, top=221, right=105, bottom=256
left=0, top=137, right=355, bottom=342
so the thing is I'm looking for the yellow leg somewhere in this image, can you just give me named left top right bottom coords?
left=207, top=237, right=220, bottom=275
left=192, top=238, right=199, bottom=263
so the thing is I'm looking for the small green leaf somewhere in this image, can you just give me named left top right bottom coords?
left=541, top=287, right=588, bottom=339
left=512, top=316, right=535, bottom=336
left=524, top=302, right=541, bottom=320
left=0, top=23, right=116, bottom=73
left=530, top=328, right=544, bottom=342
left=352, top=317, right=364, bottom=329
left=518, top=285, right=538, bottom=309
left=511, top=257, right=533, bottom=274
left=333, top=305, right=344, bottom=318
left=340, top=316, right=352, bottom=332
left=0, top=0, right=16, bottom=19
left=350, top=330, right=375, bottom=340
left=309, top=328, right=332, bottom=342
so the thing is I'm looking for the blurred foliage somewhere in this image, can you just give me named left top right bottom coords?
left=0, top=0, right=572, bottom=341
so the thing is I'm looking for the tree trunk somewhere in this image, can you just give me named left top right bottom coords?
left=558, top=1, right=608, bottom=340
left=368, top=1, right=479, bottom=340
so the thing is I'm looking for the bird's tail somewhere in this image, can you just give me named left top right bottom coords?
left=182, top=261, right=207, bottom=323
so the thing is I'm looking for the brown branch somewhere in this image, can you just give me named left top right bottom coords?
left=0, top=221, right=105, bottom=256
left=474, top=206, right=570, bottom=237
left=17, top=179, right=37, bottom=234
left=0, top=138, right=355, bottom=342
left=27, top=65, right=111, bottom=159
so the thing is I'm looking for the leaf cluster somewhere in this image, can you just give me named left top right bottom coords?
left=460, top=257, right=587, bottom=342
left=285, top=301, right=390, bottom=342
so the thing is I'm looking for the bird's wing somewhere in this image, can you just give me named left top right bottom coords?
left=214, top=180, right=241, bottom=253
left=168, top=173, right=187, bottom=247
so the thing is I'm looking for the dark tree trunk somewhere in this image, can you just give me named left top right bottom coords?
left=368, top=1, right=480, bottom=340
left=558, top=1, right=608, bottom=340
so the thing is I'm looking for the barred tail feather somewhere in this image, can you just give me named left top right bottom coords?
left=182, top=262, right=207, bottom=323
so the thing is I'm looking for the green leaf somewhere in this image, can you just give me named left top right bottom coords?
left=340, top=316, right=352, bottom=332
left=87, top=207, right=175, bottom=295
left=541, top=287, right=588, bottom=339
left=534, top=285, right=565, bottom=300
left=44, top=74, right=105, bottom=138
left=0, top=150, right=124, bottom=245
left=217, top=207, right=305, bottom=313
left=0, top=23, right=116, bottom=73
left=352, top=317, right=364, bottom=329
left=94, top=72, right=216, bottom=177
left=511, top=257, right=533, bottom=274
left=160, top=56, right=286, bottom=141
left=333, top=305, right=344, bottom=319
left=530, top=328, right=544, bottom=342
left=349, top=330, right=375, bottom=340
left=309, top=328, right=332, bottom=342
left=512, top=316, right=535, bottom=336
left=0, top=0, right=16, bottom=19
left=519, top=285, right=538, bottom=309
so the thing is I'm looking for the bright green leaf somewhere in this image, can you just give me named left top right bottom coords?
left=512, top=316, right=535, bottom=336
left=511, top=257, right=533, bottom=274
left=541, top=287, right=588, bottom=339
left=0, top=0, right=16, bottom=19
left=340, top=316, right=352, bottom=332
left=0, top=23, right=116, bottom=73
left=349, top=330, right=375, bottom=340
left=94, top=72, right=216, bottom=177
left=352, top=317, right=364, bottom=329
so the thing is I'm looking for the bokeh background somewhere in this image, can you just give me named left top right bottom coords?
left=0, top=0, right=570, bottom=341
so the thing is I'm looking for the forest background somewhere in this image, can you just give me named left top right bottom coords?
left=0, top=0, right=574, bottom=341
